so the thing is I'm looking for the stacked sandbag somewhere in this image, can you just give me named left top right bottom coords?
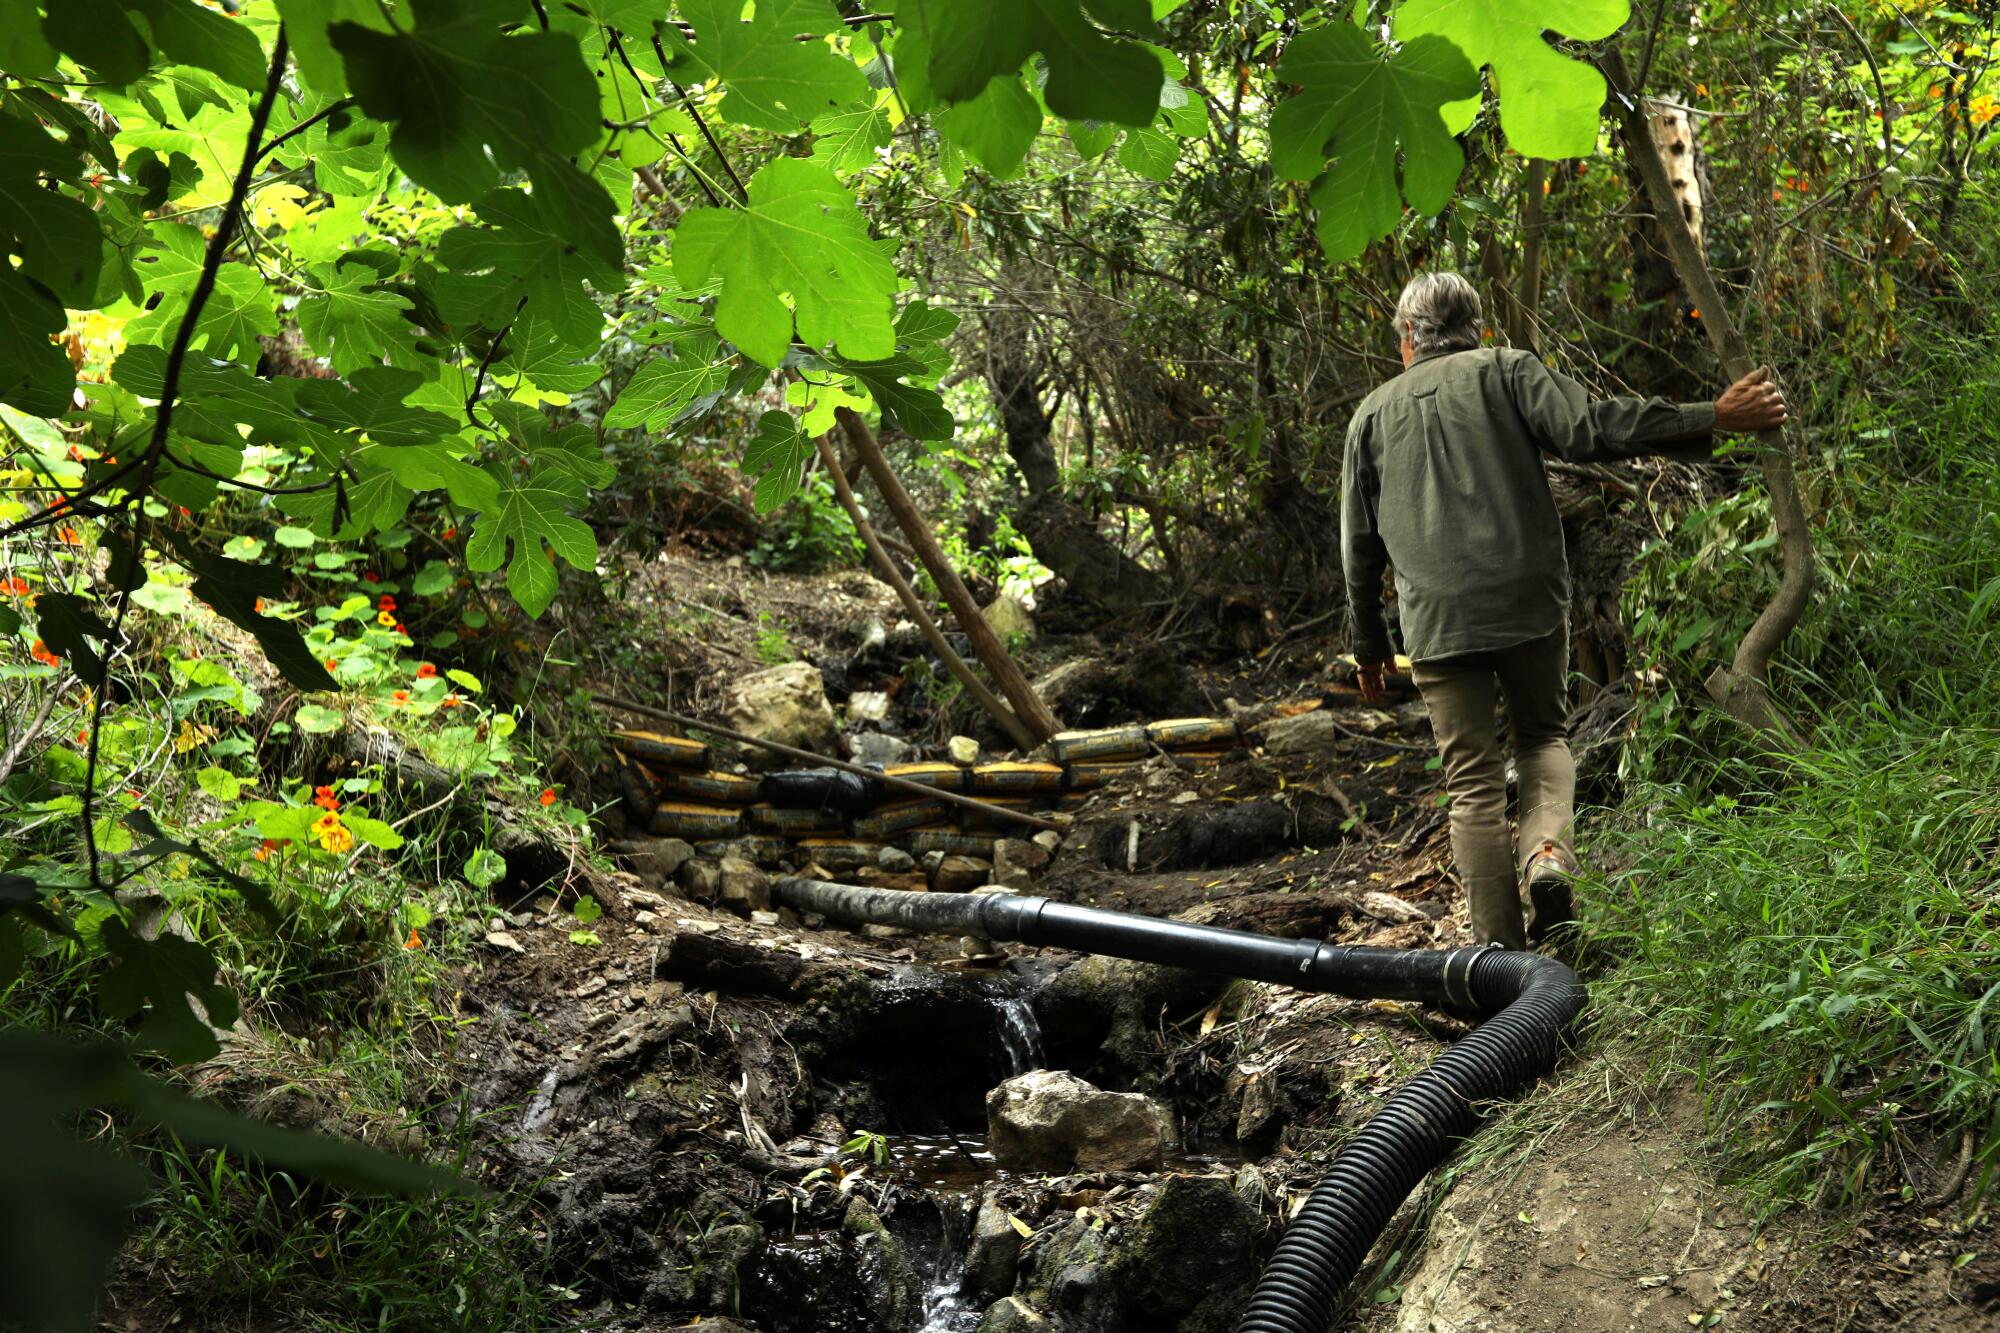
left=609, top=713, right=1253, bottom=881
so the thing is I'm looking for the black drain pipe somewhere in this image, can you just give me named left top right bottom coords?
left=772, top=878, right=1586, bottom=1333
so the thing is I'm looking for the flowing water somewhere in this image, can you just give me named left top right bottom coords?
left=915, top=1195, right=982, bottom=1333
left=989, top=991, right=1045, bottom=1077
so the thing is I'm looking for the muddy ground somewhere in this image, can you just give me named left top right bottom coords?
left=425, top=548, right=1999, bottom=1333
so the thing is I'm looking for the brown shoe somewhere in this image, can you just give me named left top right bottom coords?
left=1524, top=842, right=1578, bottom=944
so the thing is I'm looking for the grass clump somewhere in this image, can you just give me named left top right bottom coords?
left=1590, top=339, right=2000, bottom=1216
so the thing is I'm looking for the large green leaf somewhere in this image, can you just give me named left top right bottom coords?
left=1393, top=0, right=1628, bottom=159
left=673, top=157, right=898, bottom=367
left=297, top=259, right=420, bottom=373
left=463, top=466, right=599, bottom=617
left=97, top=919, right=239, bottom=1063
left=658, top=0, right=869, bottom=132
left=0, top=106, right=102, bottom=307
left=435, top=187, right=622, bottom=350
left=936, top=73, right=1044, bottom=179
left=329, top=0, right=605, bottom=205
left=900, top=0, right=1164, bottom=126
left=124, top=225, right=277, bottom=361
left=276, top=0, right=392, bottom=96
left=0, top=266, right=72, bottom=416
left=1269, top=24, right=1478, bottom=263
left=604, top=338, right=730, bottom=432
left=742, top=410, right=815, bottom=512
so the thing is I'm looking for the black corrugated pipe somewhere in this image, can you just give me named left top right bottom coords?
left=771, top=878, right=1586, bottom=1333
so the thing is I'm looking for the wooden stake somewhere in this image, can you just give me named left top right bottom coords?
left=810, top=433, right=1037, bottom=750
left=1605, top=48, right=1814, bottom=746
left=836, top=406, right=1060, bottom=740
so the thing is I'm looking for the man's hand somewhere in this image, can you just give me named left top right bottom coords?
left=1715, top=367, right=1788, bottom=434
left=1356, top=660, right=1389, bottom=703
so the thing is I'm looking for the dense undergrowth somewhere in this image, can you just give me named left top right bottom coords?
left=1594, top=327, right=2000, bottom=1216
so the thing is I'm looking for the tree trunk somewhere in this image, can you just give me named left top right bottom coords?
left=810, top=433, right=1037, bottom=750
left=1509, top=159, right=1547, bottom=351
left=1606, top=48, right=1815, bottom=745
left=986, top=338, right=1167, bottom=615
left=835, top=407, right=1060, bottom=741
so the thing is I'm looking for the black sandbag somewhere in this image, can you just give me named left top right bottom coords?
left=758, top=767, right=881, bottom=813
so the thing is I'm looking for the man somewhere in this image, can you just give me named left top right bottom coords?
left=1342, top=272, right=1787, bottom=950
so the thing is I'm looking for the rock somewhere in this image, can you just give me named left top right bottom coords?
left=977, top=1296, right=1052, bottom=1333
left=930, top=855, right=991, bottom=893
left=850, top=731, right=913, bottom=767
left=678, top=857, right=724, bottom=903
left=1018, top=1215, right=1109, bottom=1323
left=962, top=1193, right=1023, bottom=1306
left=1103, top=1176, right=1262, bottom=1327
left=1234, top=1071, right=1284, bottom=1154
left=992, top=839, right=1050, bottom=887
left=614, top=836, right=695, bottom=890
left=1262, top=709, right=1342, bottom=755
left=947, top=734, right=981, bottom=765
left=633, top=909, right=663, bottom=932
left=1030, top=656, right=1110, bottom=718
left=986, top=1070, right=1174, bottom=1172
left=843, top=1196, right=919, bottom=1332
left=1397, top=700, right=1433, bottom=735
left=482, top=930, right=526, bottom=954
left=716, top=857, right=770, bottom=915
left=877, top=845, right=917, bottom=873
left=1361, top=890, right=1428, bottom=924
left=982, top=587, right=1037, bottom=641
left=1031, top=830, right=1062, bottom=854
left=848, top=690, right=892, bottom=723
left=723, top=661, right=839, bottom=765
left=1335, top=705, right=1399, bottom=736
left=921, top=849, right=946, bottom=877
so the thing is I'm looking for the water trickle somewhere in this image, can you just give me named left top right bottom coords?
left=916, top=1195, right=982, bottom=1333
left=990, top=992, right=1045, bottom=1077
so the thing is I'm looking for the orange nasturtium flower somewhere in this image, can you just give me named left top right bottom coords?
left=415, top=662, right=438, bottom=679
left=441, top=525, right=458, bottom=541
left=324, top=658, right=339, bottom=672
left=312, top=811, right=354, bottom=855
left=391, top=689, right=410, bottom=706
left=30, top=638, right=60, bottom=667
left=403, top=927, right=424, bottom=950
left=56, top=526, right=81, bottom=544
left=313, top=784, right=340, bottom=812
left=538, top=788, right=557, bottom=807
left=441, top=693, right=462, bottom=708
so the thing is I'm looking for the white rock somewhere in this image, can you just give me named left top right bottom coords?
left=947, top=734, right=981, bottom=766
left=483, top=930, right=527, bottom=954
left=847, top=690, right=892, bottom=723
left=722, top=661, right=839, bottom=764
left=986, top=1070, right=1174, bottom=1172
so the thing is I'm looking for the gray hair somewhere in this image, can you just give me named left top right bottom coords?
left=1392, top=272, right=1483, bottom=353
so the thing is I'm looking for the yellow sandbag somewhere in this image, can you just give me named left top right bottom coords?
left=853, top=799, right=950, bottom=840
left=969, top=761, right=1067, bottom=794
left=1146, top=717, right=1242, bottom=750
left=1065, top=760, right=1141, bottom=791
left=884, top=762, right=973, bottom=794
left=613, top=729, right=710, bottom=770
left=651, top=802, right=741, bottom=839
left=745, top=803, right=848, bottom=835
left=1048, top=725, right=1151, bottom=764
left=655, top=767, right=762, bottom=805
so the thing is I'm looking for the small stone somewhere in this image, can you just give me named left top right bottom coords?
left=977, top=1297, right=1051, bottom=1333
left=921, top=850, right=947, bottom=877
left=1396, top=700, right=1433, bottom=735
left=847, top=691, right=892, bottom=723
left=981, top=587, right=1037, bottom=641
left=633, top=910, right=663, bottom=931
left=862, top=923, right=910, bottom=939
left=931, top=855, right=991, bottom=893
left=1170, top=790, right=1199, bottom=804
left=1032, top=830, right=1062, bottom=854
left=963, top=1194, right=1023, bottom=1305
left=947, top=734, right=981, bottom=766
left=877, top=845, right=917, bottom=873
left=716, top=856, right=771, bottom=916
left=678, top=858, right=724, bottom=903
left=614, top=837, right=695, bottom=888
left=850, top=731, right=913, bottom=767
left=749, top=909, right=781, bottom=926
left=992, top=839, right=1049, bottom=887
left=483, top=930, right=526, bottom=954
left=986, top=1069, right=1174, bottom=1172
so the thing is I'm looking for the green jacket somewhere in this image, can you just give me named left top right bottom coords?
left=1342, top=347, right=1716, bottom=665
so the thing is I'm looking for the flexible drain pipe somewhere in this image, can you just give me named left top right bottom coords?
left=771, top=878, right=1586, bottom=1333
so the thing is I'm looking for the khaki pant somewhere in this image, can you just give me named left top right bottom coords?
left=1412, top=629, right=1576, bottom=950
